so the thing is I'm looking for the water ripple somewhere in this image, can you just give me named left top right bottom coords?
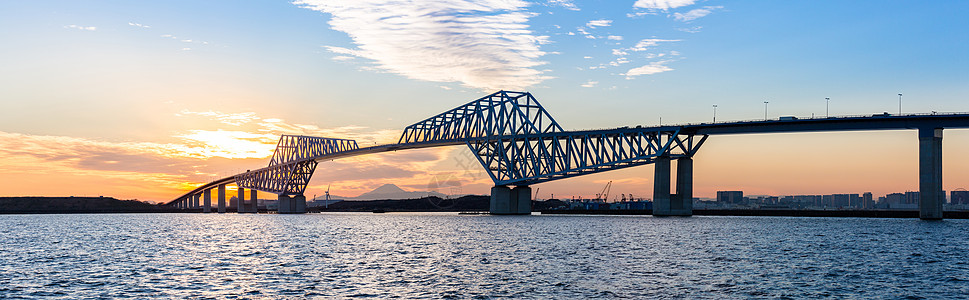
left=0, top=213, right=967, bottom=298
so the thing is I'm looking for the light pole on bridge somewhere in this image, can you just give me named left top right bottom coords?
left=825, top=97, right=830, bottom=118
left=763, top=101, right=769, bottom=120
left=898, top=93, right=903, bottom=114
left=712, top=104, right=718, bottom=123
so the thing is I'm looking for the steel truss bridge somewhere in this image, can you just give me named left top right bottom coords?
left=168, top=91, right=969, bottom=219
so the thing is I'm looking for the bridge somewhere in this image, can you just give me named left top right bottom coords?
left=167, top=91, right=969, bottom=220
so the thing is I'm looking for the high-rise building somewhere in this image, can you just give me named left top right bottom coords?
left=832, top=194, right=850, bottom=208
left=905, top=191, right=920, bottom=205
left=716, top=191, right=744, bottom=204
left=884, top=193, right=905, bottom=205
left=863, top=192, right=873, bottom=209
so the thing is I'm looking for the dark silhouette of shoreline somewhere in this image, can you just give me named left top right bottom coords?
left=3, top=196, right=966, bottom=218
left=0, top=197, right=179, bottom=214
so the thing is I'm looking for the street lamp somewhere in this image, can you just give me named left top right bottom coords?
left=825, top=97, right=830, bottom=118
left=712, top=104, right=718, bottom=123
left=898, top=93, right=903, bottom=114
left=764, top=101, right=769, bottom=120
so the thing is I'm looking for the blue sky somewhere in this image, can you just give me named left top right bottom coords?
left=0, top=0, right=967, bottom=201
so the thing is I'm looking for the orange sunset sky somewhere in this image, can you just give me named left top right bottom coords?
left=1, top=1, right=968, bottom=203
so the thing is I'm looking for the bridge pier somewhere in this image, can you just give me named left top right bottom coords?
left=919, top=127, right=944, bottom=220
left=193, top=194, right=200, bottom=209
left=489, top=185, right=531, bottom=215
left=249, top=190, right=258, bottom=213
left=237, top=187, right=246, bottom=213
left=203, top=189, right=211, bottom=213
left=653, top=156, right=693, bottom=216
left=218, top=184, right=226, bottom=213
left=277, top=195, right=306, bottom=214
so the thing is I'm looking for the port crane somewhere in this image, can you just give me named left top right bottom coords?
left=594, top=181, right=612, bottom=202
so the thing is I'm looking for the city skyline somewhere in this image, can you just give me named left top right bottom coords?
left=1, top=1, right=968, bottom=202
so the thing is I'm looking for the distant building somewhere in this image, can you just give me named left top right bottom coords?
left=952, top=190, right=969, bottom=204
left=863, top=192, right=873, bottom=209
left=717, top=191, right=743, bottom=204
left=884, top=193, right=905, bottom=205
left=905, top=191, right=920, bottom=205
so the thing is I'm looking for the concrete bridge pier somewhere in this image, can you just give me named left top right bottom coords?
left=218, top=184, right=227, bottom=213
left=249, top=190, right=258, bottom=213
left=489, top=185, right=531, bottom=215
left=237, top=187, right=247, bottom=213
left=653, top=156, right=693, bottom=216
left=277, top=195, right=306, bottom=214
left=203, top=189, right=211, bottom=213
left=193, top=194, right=200, bottom=209
left=919, top=127, right=944, bottom=220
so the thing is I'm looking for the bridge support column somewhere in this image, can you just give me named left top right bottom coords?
left=653, top=156, right=693, bottom=216
left=237, top=187, right=246, bottom=213
left=673, top=157, right=694, bottom=216
left=193, top=194, right=200, bottom=209
left=919, top=127, right=944, bottom=220
left=249, top=190, right=258, bottom=213
left=277, top=195, right=306, bottom=214
left=203, top=189, right=211, bottom=213
left=489, top=185, right=531, bottom=215
left=218, top=184, right=226, bottom=213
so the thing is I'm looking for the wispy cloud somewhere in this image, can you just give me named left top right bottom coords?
left=586, top=19, right=613, bottom=28
left=580, top=80, right=598, bottom=88
left=633, top=0, right=695, bottom=10
left=297, top=0, right=550, bottom=90
left=624, top=61, right=673, bottom=78
left=607, top=35, right=623, bottom=41
left=674, top=6, right=723, bottom=22
left=128, top=22, right=150, bottom=28
left=628, top=38, right=680, bottom=51
left=65, top=24, right=96, bottom=31
left=176, top=110, right=259, bottom=126
left=548, top=0, right=579, bottom=11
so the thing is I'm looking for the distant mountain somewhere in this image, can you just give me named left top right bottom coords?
left=347, top=184, right=447, bottom=201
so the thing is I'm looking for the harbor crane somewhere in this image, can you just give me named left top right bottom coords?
left=594, top=181, right=612, bottom=202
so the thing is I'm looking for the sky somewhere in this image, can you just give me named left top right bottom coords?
left=1, top=0, right=968, bottom=203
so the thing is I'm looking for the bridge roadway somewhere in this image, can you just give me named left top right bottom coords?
left=167, top=91, right=969, bottom=220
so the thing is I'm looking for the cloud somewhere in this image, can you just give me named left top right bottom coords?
left=0, top=109, right=469, bottom=200
left=633, top=0, right=695, bottom=10
left=674, top=6, right=722, bottom=22
left=629, top=38, right=680, bottom=51
left=548, top=0, right=579, bottom=11
left=580, top=80, right=598, bottom=88
left=624, top=61, right=673, bottom=78
left=296, top=0, right=551, bottom=90
left=677, top=26, right=703, bottom=33
left=332, top=55, right=356, bottom=61
left=65, top=25, right=96, bottom=31
left=128, top=22, right=150, bottom=28
left=607, top=35, right=623, bottom=41
left=177, top=110, right=259, bottom=126
left=586, top=19, right=613, bottom=28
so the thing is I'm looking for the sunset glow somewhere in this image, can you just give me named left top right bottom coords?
left=1, top=1, right=967, bottom=203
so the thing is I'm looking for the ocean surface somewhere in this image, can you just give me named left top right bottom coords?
left=1, top=213, right=967, bottom=299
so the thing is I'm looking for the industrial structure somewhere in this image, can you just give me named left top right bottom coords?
left=167, top=91, right=969, bottom=219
